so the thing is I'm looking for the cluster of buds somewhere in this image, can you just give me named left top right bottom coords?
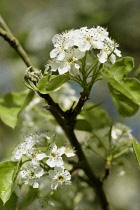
left=24, top=67, right=43, bottom=90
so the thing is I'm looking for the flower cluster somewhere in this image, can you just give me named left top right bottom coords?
left=111, top=123, right=133, bottom=150
left=12, top=134, right=75, bottom=190
left=86, top=122, right=134, bottom=161
left=45, top=26, right=121, bottom=76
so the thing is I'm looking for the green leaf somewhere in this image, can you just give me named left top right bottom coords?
left=102, top=71, right=140, bottom=105
left=75, top=103, right=110, bottom=131
left=0, top=193, right=18, bottom=210
left=133, top=139, right=140, bottom=167
left=20, top=90, right=35, bottom=113
left=102, top=57, right=140, bottom=116
left=18, top=188, right=38, bottom=210
left=0, top=161, right=19, bottom=204
left=121, top=78, right=140, bottom=104
left=0, top=90, right=34, bottom=128
left=38, top=74, right=70, bottom=94
left=75, top=119, right=92, bottom=132
left=109, top=57, right=134, bottom=80
left=108, top=84, right=139, bottom=117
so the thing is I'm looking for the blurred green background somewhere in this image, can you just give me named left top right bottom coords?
left=0, top=0, right=140, bottom=209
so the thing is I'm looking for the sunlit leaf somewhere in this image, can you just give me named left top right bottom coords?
left=0, top=161, right=19, bottom=204
left=109, top=57, right=134, bottom=80
left=0, top=90, right=34, bottom=128
left=38, top=74, right=70, bottom=94
left=18, top=188, right=38, bottom=210
left=108, top=84, right=139, bottom=117
left=133, top=139, right=140, bottom=167
left=75, top=119, right=92, bottom=131
left=102, top=57, right=140, bottom=116
left=0, top=193, right=17, bottom=210
left=75, top=103, right=110, bottom=131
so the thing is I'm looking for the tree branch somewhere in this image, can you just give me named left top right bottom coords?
left=0, top=15, right=34, bottom=69
left=0, top=14, right=112, bottom=210
left=72, top=91, right=89, bottom=116
left=39, top=93, right=111, bottom=210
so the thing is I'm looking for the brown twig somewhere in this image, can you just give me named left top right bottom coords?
left=0, top=15, right=34, bottom=69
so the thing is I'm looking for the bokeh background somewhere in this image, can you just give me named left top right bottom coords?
left=0, top=0, right=140, bottom=209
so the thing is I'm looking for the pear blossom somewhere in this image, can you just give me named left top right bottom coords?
left=46, top=144, right=65, bottom=167
left=97, top=37, right=121, bottom=64
left=48, top=48, right=85, bottom=76
left=12, top=136, right=36, bottom=161
left=12, top=133, right=51, bottom=161
left=95, top=26, right=109, bottom=41
left=111, top=123, right=133, bottom=149
left=26, top=149, right=47, bottom=165
left=74, top=27, right=104, bottom=52
left=45, top=26, right=121, bottom=76
left=111, top=123, right=133, bottom=140
left=19, top=163, right=44, bottom=188
left=49, top=166, right=71, bottom=190
left=50, top=30, right=75, bottom=60
left=63, top=146, right=75, bottom=157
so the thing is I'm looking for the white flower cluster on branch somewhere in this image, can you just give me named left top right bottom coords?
left=111, top=123, right=133, bottom=151
left=12, top=134, right=75, bottom=190
left=45, top=26, right=121, bottom=76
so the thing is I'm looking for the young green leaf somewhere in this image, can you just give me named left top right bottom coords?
left=75, top=119, right=93, bottom=132
left=0, top=161, right=19, bottom=204
left=102, top=70, right=140, bottom=105
left=0, top=90, right=34, bottom=128
left=108, top=84, right=139, bottom=117
left=20, top=90, right=34, bottom=113
left=102, top=57, right=140, bottom=117
left=75, top=103, right=110, bottom=131
left=38, top=74, right=70, bottom=94
left=18, top=188, right=38, bottom=210
left=133, top=139, right=140, bottom=167
left=109, top=57, right=134, bottom=80
left=0, top=193, right=18, bottom=210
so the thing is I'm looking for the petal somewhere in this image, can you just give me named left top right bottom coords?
left=33, top=181, right=39, bottom=188
left=46, top=159, right=56, bottom=167
left=97, top=50, right=108, bottom=63
left=110, top=54, right=116, bottom=64
left=114, top=49, right=122, bottom=57
left=36, top=153, right=47, bottom=160
left=50, top=48, right=59, bottom=58
left=69, top=63, right=80, bottom=76
left=58, top=64, right=70, bottom=74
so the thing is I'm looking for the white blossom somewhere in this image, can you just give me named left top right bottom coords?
left=50, top=30, right=75, bottom=60
left=46, top=26, right=121, bottom=75
left=49, top=48, right=85, bottom=76
left=19, top=163, right=44, bottom=188
left=111, top=123, right=133, bottom=148
left=12, top=136, right=36, bottom=161
left=46, top=144, right=65, bottom=167
left=63, top=146, right=75, bottom=157
left=74, top=27, right=104, bottom=52
left=26, top=149, right=47, bottom=165
left=97, top=37, right=121, bottom=64
left=49, top=166, right=71, bottom=190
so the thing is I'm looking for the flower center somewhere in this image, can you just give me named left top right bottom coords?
left=67, top=57, right=74, bottom=63
left=86, top=36, right=91, bottom=41
left=58, top=175, right=64, bottom=181
left=51, top=152, right=57, bottom=157
left=29, top=171, right=35, bottom=178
